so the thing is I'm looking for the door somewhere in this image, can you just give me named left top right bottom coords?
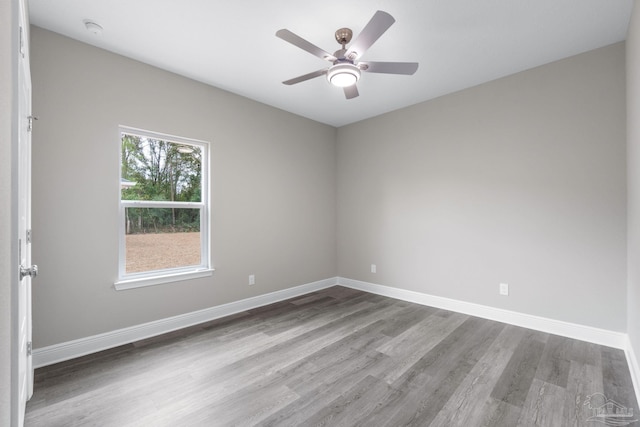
left=17, top=0, right=35, bottom=422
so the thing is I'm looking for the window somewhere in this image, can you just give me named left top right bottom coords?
left=115, top=126, right=212, bottom=290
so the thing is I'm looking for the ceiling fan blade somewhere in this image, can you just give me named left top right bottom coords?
left=344, top=85, right=359, bottom=99
left=283, top=69, right=328, bottom=85
left=345, top=11, right=395, bottom=60
left=276, top=29, right=337, bottom=62
left=359, top=61, right=419, bottom=75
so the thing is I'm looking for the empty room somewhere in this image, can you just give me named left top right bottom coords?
left=3, top=0, right=640, bottom=425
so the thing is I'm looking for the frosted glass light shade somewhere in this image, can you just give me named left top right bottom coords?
left=327, top=63, right=360, bottom=87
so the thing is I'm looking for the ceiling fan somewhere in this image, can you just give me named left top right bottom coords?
left=276, top=10, right=419, bottom=99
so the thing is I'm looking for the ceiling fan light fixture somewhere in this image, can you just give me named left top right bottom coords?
left=327, top=63, right=360, bottom=87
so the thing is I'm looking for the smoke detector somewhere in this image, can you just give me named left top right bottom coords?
left=83, top=20, right=103, bottom=36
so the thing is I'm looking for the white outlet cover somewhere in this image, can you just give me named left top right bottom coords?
left=499, top=283, right=509, bottom=296
left=371, top=264, right=377, bottom=273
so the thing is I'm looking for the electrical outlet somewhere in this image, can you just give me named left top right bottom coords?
left=371, top=264, right=377, bottom=273
left=249, top=274, right=255, bottom=286
left=499, top=283, right=509, bottom=296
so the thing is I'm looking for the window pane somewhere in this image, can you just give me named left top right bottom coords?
left=121, top=133, right=202, bottom=202
left=125, top=207, right=201, bottom=273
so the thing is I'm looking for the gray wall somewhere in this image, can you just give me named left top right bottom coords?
left=337, top=43, right=627, bottom=331
left=31, top=23, right=630, bottom=351
left=627, top=0, right=640, bottom=375
left=1, top=0, right=15, bottom=422
left=30, top=27, right=337, bottom=348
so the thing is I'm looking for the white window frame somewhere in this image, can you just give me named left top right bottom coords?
left=115, top=126, right=213, bottom=290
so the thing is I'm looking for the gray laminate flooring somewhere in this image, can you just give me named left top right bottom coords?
left=25, top=286, right=639, bottom=426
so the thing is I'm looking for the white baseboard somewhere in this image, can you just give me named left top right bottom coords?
left=626, top=336, right=640, bottom=408
left=33, top=277, right=338, bottom=368
left=338, top=277, right=640, bottom=402
left=34, top=275, right=639, bottom=404
left=337, top=277, right=627, bottom=349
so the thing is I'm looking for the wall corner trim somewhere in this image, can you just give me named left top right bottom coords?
left=337, top=277, right=628, bottom=349
left=33, top=277, right=338, bottom=368
left=626, top=335, right=640, bottom=410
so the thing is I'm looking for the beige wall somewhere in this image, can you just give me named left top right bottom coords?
left=30, top=27, right=337, bottom=348
left=627, top=0, right=640, bottom=377
left=337, top=43, right=627, bottom=331
left=1, top=0, right=15, bottom=423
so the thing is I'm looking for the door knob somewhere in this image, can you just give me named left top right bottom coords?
left=20, top=265, right=38, bottom=280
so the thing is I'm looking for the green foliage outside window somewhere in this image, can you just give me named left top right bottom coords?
left=121, top=133, right=202, bottom=234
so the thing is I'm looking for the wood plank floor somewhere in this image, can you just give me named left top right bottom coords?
left=25, top=286, right=639, bottom=426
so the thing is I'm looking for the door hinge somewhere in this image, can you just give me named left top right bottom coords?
left=27, top=116, right=38, bottom=132
left=26, top=229, right=32, bottom=244
left=27, top=341, right=32, bottom=356
left=19, top=26, right=25, bottom=58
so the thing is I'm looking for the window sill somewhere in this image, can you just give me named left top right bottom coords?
left=114, top=268, right=215, bottom=291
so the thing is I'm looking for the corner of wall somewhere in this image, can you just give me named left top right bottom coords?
left=628, top=0, right=640, bottom=410
left=626, top=335, right=640, bottom=410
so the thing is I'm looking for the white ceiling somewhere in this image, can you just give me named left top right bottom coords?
left=29, top=0, right=633, bottom=127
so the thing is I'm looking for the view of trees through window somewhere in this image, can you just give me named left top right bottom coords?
left=120, top=131, right=205, bottom=274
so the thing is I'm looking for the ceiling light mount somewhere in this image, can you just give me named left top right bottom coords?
left=334, top=28, right=353, bottom=48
